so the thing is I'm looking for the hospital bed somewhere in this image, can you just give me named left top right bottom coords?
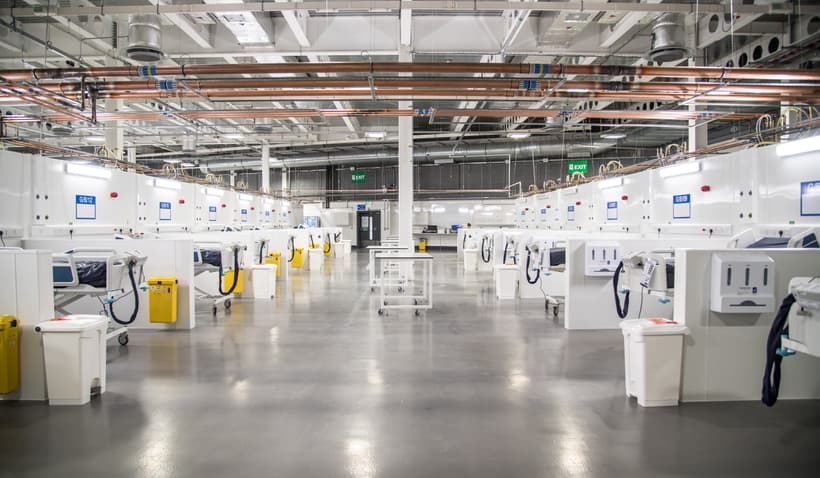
left=193, top=242, right=246, bottom=315
left=728, top=227, right=819, bottom=249
left=52, top=248, right=147, bottom=346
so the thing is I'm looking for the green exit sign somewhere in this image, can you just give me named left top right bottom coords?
left=352, top=171, right=366, bottom=183
left=568, top=160, right=588, bottom=175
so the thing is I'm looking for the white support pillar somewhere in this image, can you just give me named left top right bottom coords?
left=398, top=46, right=414, bottom=251
left=281, top=168, right=289, bottom=197
left=687, top=26, right=707, bottom=153
left=104, top=98, right=124, bottom=160
left=261, top=142, right=271, bottom=193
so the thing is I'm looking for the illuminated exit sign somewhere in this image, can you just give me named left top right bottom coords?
left=568, top=160, right=588, bottom=175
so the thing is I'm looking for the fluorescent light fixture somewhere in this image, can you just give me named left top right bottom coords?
left=65, top=162, right=112, bottom=179
left=85, top=135, right=106, bottom=143
left=365, top=131, right=387, bottom=139
left=508, top=132, right=531, bottom=139
left=263, top=198, right=274, bottom=205
left=434, top=158, right=454, bottom=165
left=163, top=159, right=182, bottom=164
left=181, top=162, right=195, bottom=168
left=282, top=200, right=290, bottom=206
left=238, top=193, right=253, bottom=202
left=601, top=133, right=626, bottom=140
left=474, top=204, right=483, bottom=210
left=205, top=187, right=224, bottom=197
left=155, top=178, right=182, bottom=190
left=562, top=186, right=579, bottom=195
left=224, top=133, right=244, bottom=140
left=658, top=161, right=701, bottom=178
left=598, top=177, right=623, bottom=189
left=432, top=207, right=446, bottom=213
left=458, top=207, right=470, bottom=213
left=776, top=135, right=820, bottom=157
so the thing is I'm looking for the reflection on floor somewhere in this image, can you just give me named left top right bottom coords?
left=1, top=251, right=819, bottom=477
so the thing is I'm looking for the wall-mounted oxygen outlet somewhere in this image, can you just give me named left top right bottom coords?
left=585, top=242, right=622, bottom=277
left=710, top=253, right=775, bottom=313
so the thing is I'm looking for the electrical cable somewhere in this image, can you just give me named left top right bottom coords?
left=762, top=293, right=797, bottom=407
left=638, top=288, right=645, bottom=319
left=481, top=235, right=492, bottom=263
left=324, top=232, right=331, bottom=254
left=218, top=246, right=240, bottom=296
left=613, top=261, right=630, bottom=319
left=108, top=260, right=139, bottom=325
left=287, top=236, right=295, bottom=263
left=525, top=247, right=540, bottom=285
left=258, top=240, right=266, bottom=264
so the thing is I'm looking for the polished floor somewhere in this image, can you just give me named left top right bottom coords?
left=2, top=251, right=819, bottom=478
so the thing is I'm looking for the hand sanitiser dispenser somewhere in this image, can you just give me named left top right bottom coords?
left=710, top=253, right=775, bottom=314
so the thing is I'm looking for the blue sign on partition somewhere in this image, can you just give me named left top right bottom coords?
left=240, top=208, right=248, bottom=222
left=357, top=204, right=366, bottom=211
left=567, top=205, right=575, bottom=222
left=672, top=193, right=691, bottom=219
left=800, top=180, right=820, bottom=216
left=159, top=201, right=172, bottom=221
left=607, top=201, right=618, bottom=221
left=208, top=205, right=217, bottom=222
left=75, top=194, right=96, bottom=220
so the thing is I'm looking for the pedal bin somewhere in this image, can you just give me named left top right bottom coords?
left=463, top=249, right=479, bottom=271
left=494, top=264, right=518, bottom=299
left=619, top=318, right=689, bottom=407
left=35, top=315, right=107, bottom=405
left=308, top=248, right=324, bottom=271
left=248, top=264, right=276, bottom=299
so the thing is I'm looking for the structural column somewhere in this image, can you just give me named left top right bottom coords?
left=687, top=28, right=707, bottom=152
left=261, top=141, right=271, bottom=193
left=398, top=46, right=414, bottom=250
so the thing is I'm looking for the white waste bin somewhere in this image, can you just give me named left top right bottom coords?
left=494, top=264, right=518, bottom=299
left=248, top=264, right=276, bottom=299
left=35, top=315, right=107, bottom=406
left=342, top=240, right=352, bottom=256
left=619, top=318, right=689, bottom=407
left=463, top=249, right=479, bottom=271
left=308, top=248, right=324, bottom=271
left=334, top=242, right=346, bottom=257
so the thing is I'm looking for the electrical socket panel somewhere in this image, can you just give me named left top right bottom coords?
left=710, top=253, right=776, bottom=314
left=585, top=242, right=621, bottom=277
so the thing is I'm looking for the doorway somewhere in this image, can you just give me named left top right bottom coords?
left=357, top=210, right=381, bottom=247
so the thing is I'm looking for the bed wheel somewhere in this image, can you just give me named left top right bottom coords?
left=118, top=333, right=129, bottom=346
left=225, top=299, right=232, bottom=309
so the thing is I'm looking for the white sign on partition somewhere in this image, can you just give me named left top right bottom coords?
left=241, top=208, right=248, bottom=222
left=801, top=180, right=820, bottom=216
left=208, top=206, right=217, bottom=221
left=606, top=201, right=618, bottom=221
left=75, top=194, right=96, bottom=220
left=159, top=201, right=172, bottom=221
left=672, top=194, right=692, bottom=219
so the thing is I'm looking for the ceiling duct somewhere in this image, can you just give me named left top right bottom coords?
left=649, top=13, right=689, bottom=64
left=181, top=136, right=196, bottom=152
left=126, top=15, right=163, bottom=63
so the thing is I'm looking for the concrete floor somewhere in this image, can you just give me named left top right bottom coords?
left=2, top=251, right=819, bottom=478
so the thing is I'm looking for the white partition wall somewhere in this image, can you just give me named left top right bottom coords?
left=23, top=239, right=196, bottom=330
left=675, top=249, right=820, bottom=402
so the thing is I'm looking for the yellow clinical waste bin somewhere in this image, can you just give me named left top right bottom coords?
left=0, top=315, right=20, bottom=394
left=291, top=247, right=305, bottom=268
left=148, top=277, right=178, bottom=324
left=323, top=241, right=332, bottom=257
left=418, top=239, right=427, bottom=252
left=264, top=252, right=282, bottom=278
left=223, top=269, right=245, bottom=294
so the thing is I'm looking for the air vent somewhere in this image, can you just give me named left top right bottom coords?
left=126, top=14, right=163, bottom=63
left=50, top=123, right=73, bottom=136
left=649, top=13, right=689, bottom=63
left=253, top=119, right=273, bottom=134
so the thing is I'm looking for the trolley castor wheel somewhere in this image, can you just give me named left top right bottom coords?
left=118, top=333, right=129, bottom=346
left=212, top=306, right=218, bottom=315
left=378, top=309, right=384, bottom=316
left=371, top=287, right=375, bottom=292
left=225, top=299, right=232, bottom=309
left=415, top=310, right=421, bottom=317
left=398, top=287, right=404, bottom=293
left=553, top=306, right=559, bottom=318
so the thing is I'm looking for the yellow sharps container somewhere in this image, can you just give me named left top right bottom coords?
left=0, top=315, right=20, bottom=394
left=148, top=277, right=178, bottom=323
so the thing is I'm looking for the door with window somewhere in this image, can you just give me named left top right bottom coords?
left=357, top=211, right=381, bottom=247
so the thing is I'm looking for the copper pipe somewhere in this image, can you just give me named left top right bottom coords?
left=2, top=62, right=819, bottom=81
left=46, top=78, right=820, bottom=96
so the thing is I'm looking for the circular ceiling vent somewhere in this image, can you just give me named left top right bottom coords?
left=126, top=15, right=163, bottom=63
left=648, top=13, right=689, bottom=63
